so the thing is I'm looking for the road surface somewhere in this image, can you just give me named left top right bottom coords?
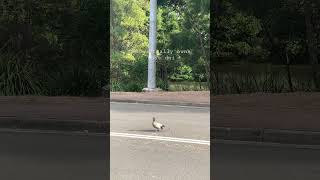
left=1, top=101, right=319, bottom=180
left=0, top=131, right=108, bottom=180
left=213, top=143, right=320, bottom=180
left=110, top=102, right=210, bottom=180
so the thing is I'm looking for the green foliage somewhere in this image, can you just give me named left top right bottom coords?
left=110, top=0, right=149, bottom=90
left=46, top=65, right=103, bottom=96
left=211, top=0, right=320, bottom=94
left=169, top=81, right=209, bottom=91
left=111, top=0, right=210, bottom=91
left=111, top=81, right=145, bottom=92
left=111, top=0, right=148, bottom=56
left=0, top=53, right=43, bottom=95
left=0, top=0, right=108, bottom=96
left=212, top=2, right=268, bottom=62
left=170, top=65, right=194, bottom=81
left=212, top=64, right=319, bottom=94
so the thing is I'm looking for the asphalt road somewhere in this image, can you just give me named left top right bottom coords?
left=0, top=131, right=108, bottom=180
left=110, top=102, right=210, bottom=180
left=213, top=143, right=320, bottom=180
left=2, top=101, right=318, bottom=180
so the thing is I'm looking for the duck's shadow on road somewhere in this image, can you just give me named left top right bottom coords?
left=128, top=129, right=170, bottom=133
left=128, top=129, right=157, bottom=132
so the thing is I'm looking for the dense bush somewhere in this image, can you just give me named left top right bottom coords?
left=0, top=0, right=108, bottom=96
left=212, top=64, right=318, bottom=94
left=0, top=53, right=43, bottom=95
left=211, top=0, right=320, bottom=94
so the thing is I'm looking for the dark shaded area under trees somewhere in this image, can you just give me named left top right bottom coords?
left=211, top=0, right=320, bottom=94
left=0, top=0, right=108, bottom=96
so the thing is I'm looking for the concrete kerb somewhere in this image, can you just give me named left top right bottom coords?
left=0, top=119, right=108, bottom=133
left=212, top=139, right=320, bottom=150
left=110, top=99, right=210, bottom=107
left=0, top=128, right=109, bottom=137
left=212, top=127, right=320, bottom=145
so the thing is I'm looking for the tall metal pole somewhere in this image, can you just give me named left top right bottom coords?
left=145, top=0, right=157, bottom=91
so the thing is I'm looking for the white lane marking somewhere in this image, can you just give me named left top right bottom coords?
left=110, top=102, right=209, bottom=109
left=110, top=132, right=210, bottom=146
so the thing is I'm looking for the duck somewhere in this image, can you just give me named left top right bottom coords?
left=152, top=117, right=165, bottom=131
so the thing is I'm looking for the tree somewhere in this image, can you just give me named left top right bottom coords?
left=283, top=0, right=320, bottom=89
left=0, top=0, right=108, bottom=96
left=110, top=0, right=149, bottom=84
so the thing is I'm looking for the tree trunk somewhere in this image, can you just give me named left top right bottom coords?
left=304, top=2, right=319, bottom=90
left=286, top=52, right=294, bottom=92
left=213, top=0, right=221, bottom=16
left=211, top=0, right=222, bottom=93
left=21, top=0, right=32, bottom=62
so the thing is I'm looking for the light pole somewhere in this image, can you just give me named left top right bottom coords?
left=143, top=0, right=160, bottom=92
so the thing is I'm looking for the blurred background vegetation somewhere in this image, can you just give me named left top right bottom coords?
left=0, top=0, right=108, bottom=96
left=2, top=0, right=319, bottom=95
left=212, top=0, right=320, bottom=94
left=111, top=0, right=320, bottom=94
left=111, top=0, right=210, bottom=92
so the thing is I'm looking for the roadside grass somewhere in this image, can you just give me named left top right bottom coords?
left=111, top=81, right=145, bottom=92
left=111, top=80, right=209, bottom=92
left=0, top=52, right=107, bottom=96
left=0, top=53, right=43, bottom=96
left=212, top=71, right=317, bottom=94
left=212, top=64, right=319, bottom=94
left=168, top=81, right=209, bottom=91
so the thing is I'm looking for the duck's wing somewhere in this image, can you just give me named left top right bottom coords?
left=154, top=122, right=164, bottom=129
left=152, top=122, right=159, bottom=129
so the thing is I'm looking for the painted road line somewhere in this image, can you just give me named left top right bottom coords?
left=110, top=102, right=210, bottom=109
left=110, top=132, right=210, bottom=145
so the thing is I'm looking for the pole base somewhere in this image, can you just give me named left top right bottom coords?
left=142, top=88, right=162, bottom=92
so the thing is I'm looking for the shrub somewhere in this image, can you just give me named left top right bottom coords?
left=0, top=53, right=43, bottom=95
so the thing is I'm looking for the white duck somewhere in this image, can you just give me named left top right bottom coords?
left=152, top=117, right=165, bottom=131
